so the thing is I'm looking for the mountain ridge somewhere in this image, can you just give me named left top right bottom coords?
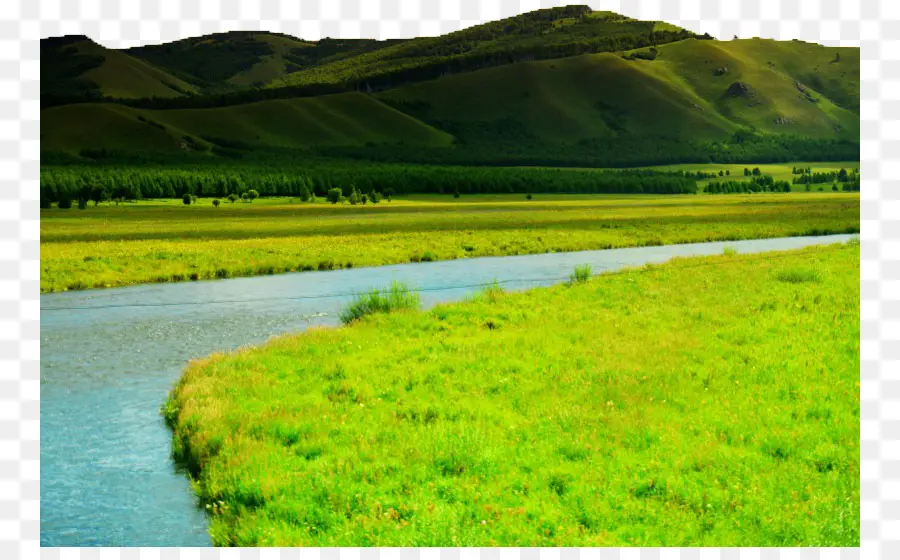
left=40, top=5, right=859, bottom=165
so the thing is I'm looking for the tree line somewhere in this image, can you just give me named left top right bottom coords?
left=40, top=162, right=699, bottom=206
left=705, top=175, right=792, bottom=194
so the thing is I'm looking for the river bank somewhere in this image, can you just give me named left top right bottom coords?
left=164, top=241, right=859, bottom=546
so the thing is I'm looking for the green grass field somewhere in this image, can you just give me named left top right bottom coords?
left=39, top=191, right=859, bottom=293
left=165, top=242, right=860, bottom=546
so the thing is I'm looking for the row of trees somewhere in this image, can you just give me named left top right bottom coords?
left=40, top=162, right=699, bottom=205
left=704, top=175, right=793, bottom=194
left=317, top=135, right=860, bottom=169
left=792, top=167, right=859, bottom=185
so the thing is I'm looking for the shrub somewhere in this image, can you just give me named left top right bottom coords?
left=361, top=194, right=368, bottom=205
left=339, top=282, right=420, bottom=324
left=247, top=189, right=259, bottom=202
left=213, top=199, right=220, bottom=207
left=723, top=246, right=737, bottom=256
left=182, top=194, right=192, bottom=205
left=526, top=193, right=533, bottom=200
left=191, top=194, right=198, bottom=204
left=327, top=188, right=342, bottom=204
left=57, top=197, right=72, bottom=209
left=227, top=193, right=238, bottom=203
left=241, top=192, right=248, bottom=202
left=569, top=264, right=592, bottom=284
left=453, top=189, right=460, bottom=199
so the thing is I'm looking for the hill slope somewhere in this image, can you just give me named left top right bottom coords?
left=40, top=93, right=454, bottom=153
left=270, top=7, right=699, bottom=91
left=39, top=7, right=858, bottom=163
left=125, top=32, right=407, bottom=91
left=374, top=38, right=858, bottom=145
left=41, top=36, right=197, bottom=99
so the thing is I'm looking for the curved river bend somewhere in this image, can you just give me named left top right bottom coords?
left=40, top=234, right=856, bottom=546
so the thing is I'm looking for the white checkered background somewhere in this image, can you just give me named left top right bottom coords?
left=0, top=0, right=891, bottom=556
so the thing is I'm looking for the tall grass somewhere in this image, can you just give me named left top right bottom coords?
left=339, top=281, right=420, bottom=324
left=569, top=264, right=592, bottom=284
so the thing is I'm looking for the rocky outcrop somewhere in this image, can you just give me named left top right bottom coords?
left=727, top=81, right=754, bottom=98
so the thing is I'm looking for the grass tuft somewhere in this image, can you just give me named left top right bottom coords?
left=775, top=266, right=821, bottom=284
left=339, top=281, right=420, bottom=324
left=569, top=264, right=592, bottom=284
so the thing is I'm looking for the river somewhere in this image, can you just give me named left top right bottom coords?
left=39, top=234, right=857, bottom=546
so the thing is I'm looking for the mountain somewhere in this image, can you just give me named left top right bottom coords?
left=39, top=6, right=859, bottom=165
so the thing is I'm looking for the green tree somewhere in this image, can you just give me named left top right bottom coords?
left=182, top=193, right=192, bottom=205
left=90, top=186, right=108, bottom=206
left=298, top=183, right=312, bottom=202
left=247, top=189, right=259, bottom=202
left=213, top=199, right=220, bottom=207
left=327, top=188, right=342, bottom=204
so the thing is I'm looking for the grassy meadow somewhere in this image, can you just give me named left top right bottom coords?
left=40, top=190, right=859, bottom=293
left=165, top=242, right=860, bottom=546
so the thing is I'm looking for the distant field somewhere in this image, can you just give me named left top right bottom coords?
left=654, top=162, right=859, bottom=189
left=40, top=192, right=859, bottom=293
left=166, top=242, right=860, bottom=546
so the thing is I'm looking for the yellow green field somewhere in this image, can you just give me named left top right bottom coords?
left=166, top=242, right=860, bottom=546
left=40, top=192, right=859, bottom=293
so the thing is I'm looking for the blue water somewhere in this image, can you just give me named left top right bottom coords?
left=39, top=234, right=856, bottom=546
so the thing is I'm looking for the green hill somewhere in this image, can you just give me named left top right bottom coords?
left=39, top=6, right=858, bottom=164
left=125, top=32, right=406, bottom=91
left=41, top=36, right=197, bottom=99
left=374, top=38, right=858, bottom=145
left=269, top=7, right=699, bottom=91
left=40, top=93, right=453, bottom=153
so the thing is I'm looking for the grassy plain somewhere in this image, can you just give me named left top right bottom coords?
left=39, top=192, right=859, bottom=293
left=165, top=242, right=860, bottom=546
